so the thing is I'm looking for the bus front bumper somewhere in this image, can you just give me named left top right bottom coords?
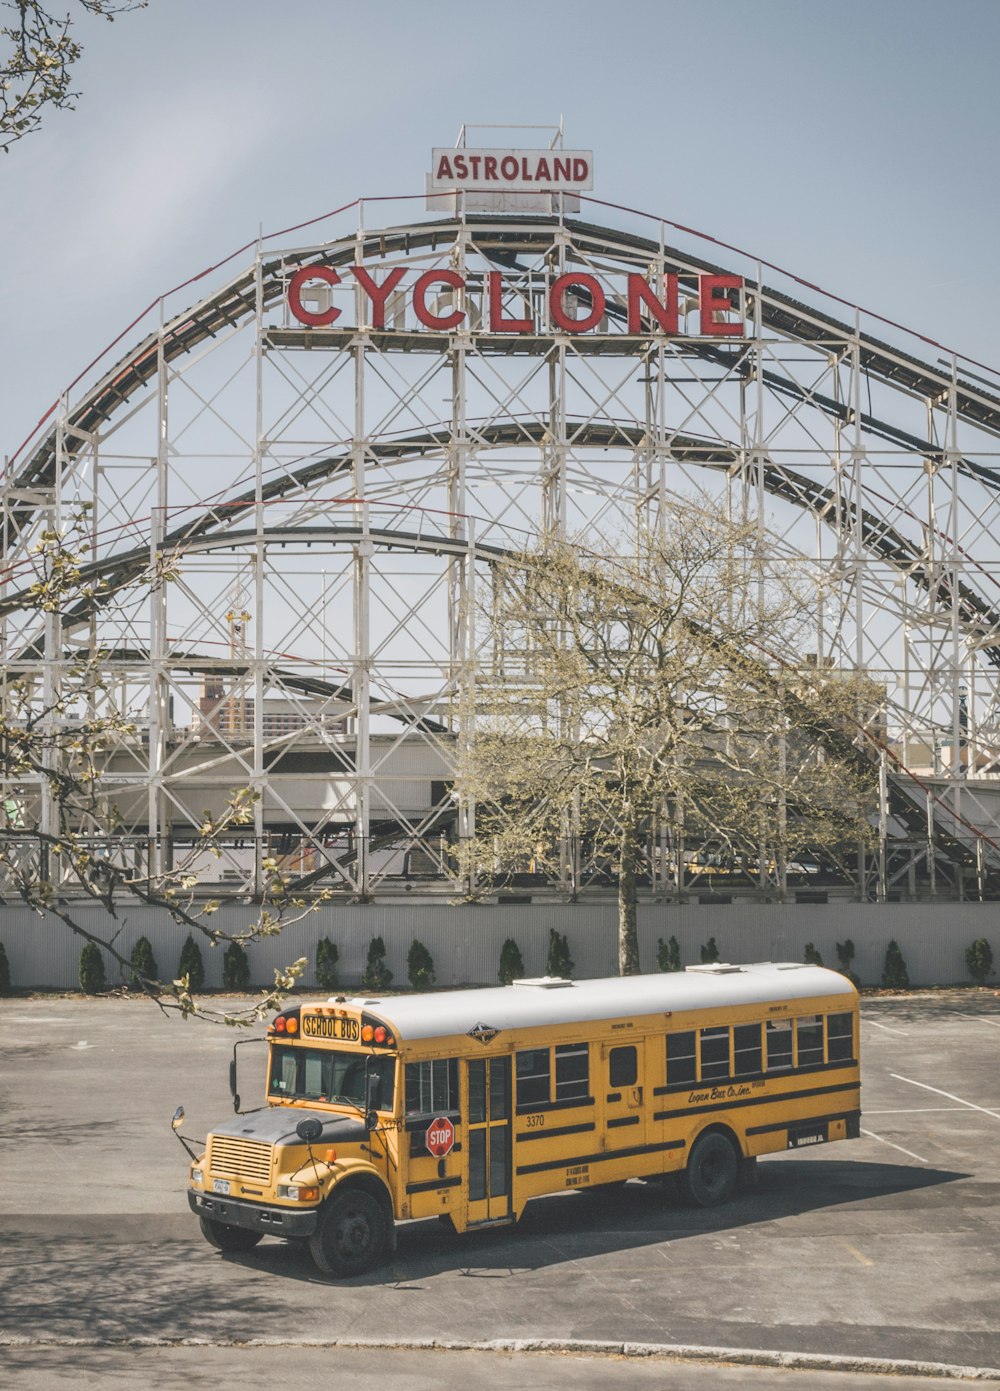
left=189, top=1188, right=319, bottom=1237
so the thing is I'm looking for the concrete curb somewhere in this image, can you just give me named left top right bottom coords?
left=1, top=1334, right=998, bottom=1380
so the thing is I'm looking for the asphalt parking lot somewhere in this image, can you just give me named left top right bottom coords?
left=1, top=989, right=998, bottom=1388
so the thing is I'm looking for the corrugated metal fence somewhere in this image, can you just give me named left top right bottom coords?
left=0, top=900, right=997, bottom=990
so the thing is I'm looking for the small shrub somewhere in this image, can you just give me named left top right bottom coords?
left=130, top=936, right=158, bottom=984
left=407, top=938, right=436, bottom=990
left=498, top=937, right=525, bottom=985
left=657, top=935, right=682, bottom=972
left=966, top=937, right=995, bottom=985
left=361, top=935, right=393, bottom=992
left=222, top=941, right=251, bottom=991
left=803, top=942, right=823, bottom=967
left=315, top=936, right=340, bottom=991
left=700, top=936, right=721, bottom=964
left=882, top=939, right=910, bottom=990
left=79, top=942, right=106, bottom=994
left=546, top=928, right=574, bottom=979
left=177, top=934, right=205, bottom=993
left=0, top=941, right=11, bottom=995
left=836, top=938, right=861, bottom=988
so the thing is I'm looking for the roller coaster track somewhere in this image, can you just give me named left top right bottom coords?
left=2, top=418, right=991, bottom=874
left=3, top=419, right=999, bottom=677
left=7, top=215, right=1000, bottom=545
left=5, top=214, right=999, bottom=886
left=6, top=215, right=999, bottom=652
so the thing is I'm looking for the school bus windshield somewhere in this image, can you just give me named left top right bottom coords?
left=268, top=1045, right=396, bottom=1110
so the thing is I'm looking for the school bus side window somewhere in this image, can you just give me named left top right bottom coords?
left=766, top=1019, right=792, bottom=1070
left=796, top=1015, right=824, bottom=1068
left=516, top=1048, right=550, bottom=1107
left=827, top=1012, right=855, bottom=1062
left=699, top=1026, right=730, bottom=1081
left=554, top=1042, right=589, bottom=1102
left=609, top=1045, right=637, bottom=1088
left=666, top=1030, right=696, bottom=1086
left=733, top=1023, right=762, bottom=1076
left=405, top=1058, right=459, bottom=1116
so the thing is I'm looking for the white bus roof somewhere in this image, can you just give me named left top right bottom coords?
left=321, top=963, right=855, bottom=1044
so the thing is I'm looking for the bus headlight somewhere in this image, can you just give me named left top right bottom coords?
left=278, top=1184, right=319, bottom=1202
left=190, top=1167, right=203, bottom=1185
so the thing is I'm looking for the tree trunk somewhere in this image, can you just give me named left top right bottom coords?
left=618, top=809, right=640, bottom=975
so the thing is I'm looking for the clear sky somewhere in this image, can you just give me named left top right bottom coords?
left=3, top=0, right=1000, bottom=456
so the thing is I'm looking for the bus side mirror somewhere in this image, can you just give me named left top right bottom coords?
left=296, top=1117, right=323, bottom=1144
left=229, top=1037, right=265, bottom=1116
left=170, top=1105, right=198, bottom=1160
left=365, top=1072, right=380, bottom=1132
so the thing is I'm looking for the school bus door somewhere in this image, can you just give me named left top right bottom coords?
left=465, top=1056, right=512, bottom=1224
left=601, top=1039, right=647, bottom=1155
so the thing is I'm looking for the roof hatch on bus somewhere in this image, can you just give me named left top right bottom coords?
left=512, top=976, right=575, bottom=989
left=684, top=963, right=745, bottom=974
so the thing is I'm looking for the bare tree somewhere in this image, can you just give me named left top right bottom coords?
left=1, top=0, right=146, bottom=153
left=0, top=518, right=319, bottom=1022
left=457, top=508, right=880, bottom=974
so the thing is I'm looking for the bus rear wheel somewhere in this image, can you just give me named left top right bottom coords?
left=309, top=1189, right=387, bottom=1276
left=678, top=1132, right=738, bottom=1207
left=198, top=1215, right=263, bottom=1253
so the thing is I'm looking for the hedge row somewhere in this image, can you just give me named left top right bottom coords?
left=0, top=933, right=994, bottom=996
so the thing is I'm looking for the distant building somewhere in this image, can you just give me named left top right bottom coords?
left=196, top=677, right=349, bottom=738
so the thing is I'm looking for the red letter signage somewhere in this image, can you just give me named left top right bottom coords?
left=287, top=265, right=341, bottom=327
left=627, top=272, right=679, bottom=335
left=549, top=273, right=606, bottom=334
left=699, top=274, right=743, bottom=336
left=413, top=270, right=465, bottom=330
left=487, top=271, right=534, bottom=333
left=287, top=264, right=748, bottom=341
left=351, top=266, right=406, bottom=329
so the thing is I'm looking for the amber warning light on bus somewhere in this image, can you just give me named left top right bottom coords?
left=361, top=1023, right=395, bottom=1046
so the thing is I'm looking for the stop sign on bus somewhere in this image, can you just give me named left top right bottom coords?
left=425, top=1116, right=455, bottom=1157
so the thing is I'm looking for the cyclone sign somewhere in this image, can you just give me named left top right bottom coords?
left=286, top=263, right=744, bottom=337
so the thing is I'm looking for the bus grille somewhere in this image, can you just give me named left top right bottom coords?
left=208, top=1135, right=273, bottom=1183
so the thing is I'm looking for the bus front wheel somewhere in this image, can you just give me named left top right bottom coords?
left=678, top=1132, right=738, bottom=1207
left=309, top=1189, right=388, bottom=1276
left=198, top=1216, right=263, bottom=1253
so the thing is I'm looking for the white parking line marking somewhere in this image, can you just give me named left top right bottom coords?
left=9, top=1016, right=73, bottom=1024
left=860, top=1127, right=928, bottom=1164
left=890, top=1074, right=1000, bottom=1122
left=864, top=1107, right=966, bottom=1115
left=864, top=1020, right=910, bottom=1035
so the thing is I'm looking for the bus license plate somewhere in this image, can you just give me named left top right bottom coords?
left=788, top=1125, right=827, bottom=1149
left=212, top=1179, right=231, bottom=1195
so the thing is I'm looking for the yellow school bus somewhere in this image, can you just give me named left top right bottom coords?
left=178, top=961, right=859, bottom=1275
